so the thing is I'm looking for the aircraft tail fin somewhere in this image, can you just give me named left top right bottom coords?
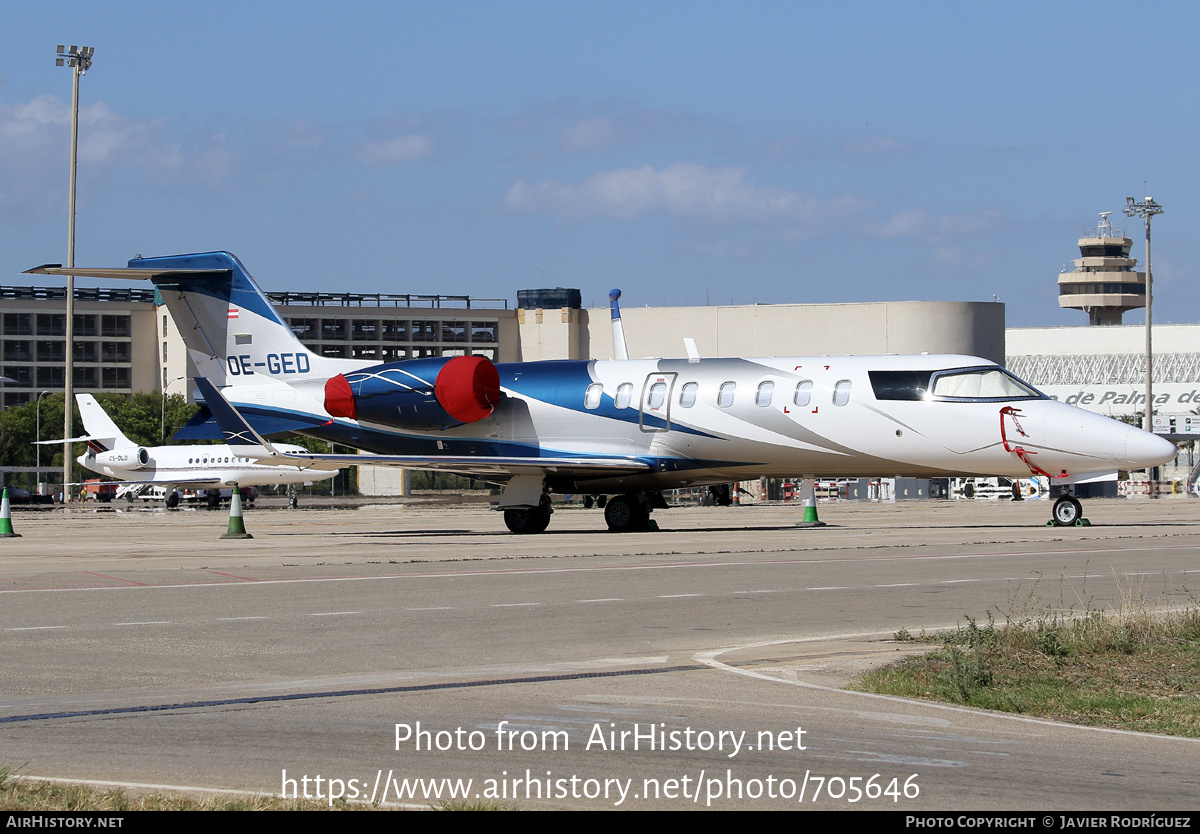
left=129, top=251, right=356, bottom=387
left=75, top=394, right=132, bottom=453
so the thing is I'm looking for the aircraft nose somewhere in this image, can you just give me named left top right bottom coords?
left=1123, top=426, right=1177, bottom=468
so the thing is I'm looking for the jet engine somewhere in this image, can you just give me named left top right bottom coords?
left=324, top=355, right=501, bottom=431
left=92, top=447, right=151, bottom=469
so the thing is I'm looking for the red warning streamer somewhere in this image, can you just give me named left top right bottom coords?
left=999, top=406, right=1066, bottom=479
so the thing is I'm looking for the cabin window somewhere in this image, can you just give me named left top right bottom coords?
left=833, top=380, right=851, bottom=406
left=793, top=380, right=813, bottom=406
left=929, top=367, right=1043, bottom=401
left=718, top=382, right=736, bottom=408
left=615, top=383, right=633, bottom=409
left=756, top=381, right=774, bottom=407
left=584, top=382, right=603, bottom=409
left=647, top=382, right=667, bottom=410
left=679, top=382, right=698, bottom=408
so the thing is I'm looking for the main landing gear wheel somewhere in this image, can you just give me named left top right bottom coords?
left=604, top=494, right=649, bottom=532
left=1051, top=495, right=1084, bottom=527
left=165, top=491, right=180, bottom=509
left=206, top=490, right=221, bottom=510
left=504, top=499, right=552, bottom=534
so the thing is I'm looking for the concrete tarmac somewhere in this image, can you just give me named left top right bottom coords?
left=1, top=497, right=1197, bottom=810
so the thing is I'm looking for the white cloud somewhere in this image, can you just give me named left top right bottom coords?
left=357, top=134, right=434, bottom=163
left=0, top=94, right=342, bottom=199
left=505, top=163, right=834, bottom=225
left=0, top=95, right=153, bottom=166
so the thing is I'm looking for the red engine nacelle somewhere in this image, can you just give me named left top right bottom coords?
left=324, top=355, right=501, bottom=431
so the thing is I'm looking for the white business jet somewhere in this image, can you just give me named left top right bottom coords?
left=27, top=252, right=1176, bottom=532
left=43, top=394, right=340, bottom=508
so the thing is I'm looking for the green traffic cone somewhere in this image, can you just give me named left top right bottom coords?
left=220, top=489, right=254, bottom=539
left=795, top=479, right=826, bottom=528
left=1, top=488, right=21, bottom=538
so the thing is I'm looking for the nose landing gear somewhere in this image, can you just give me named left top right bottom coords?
left=1049, top=494, right=1090, bottom=527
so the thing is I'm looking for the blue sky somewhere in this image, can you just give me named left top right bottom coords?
left=2, top=1, right=1195, bottom=326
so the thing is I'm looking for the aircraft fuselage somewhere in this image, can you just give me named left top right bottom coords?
left=225, top=353, right=1170, bottom=493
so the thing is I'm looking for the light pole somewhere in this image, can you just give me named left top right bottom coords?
left=35, top=391, right=53, bottom=492
left=55, top=43, right=94, bottom=497
left=1124, top=195, right=1165, bottom=480
left=161, top=376, right=186, bottom=442
left=1123, top=196, right=1164, bottom=431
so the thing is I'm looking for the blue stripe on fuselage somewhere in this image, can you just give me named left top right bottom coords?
left=495, top=359, right=712, bottom=437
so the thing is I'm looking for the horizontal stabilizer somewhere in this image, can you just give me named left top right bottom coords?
left=24, top=265, right=229, bottom=281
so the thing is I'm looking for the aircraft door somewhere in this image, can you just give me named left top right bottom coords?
left=639, top=372, right=676, bottom=432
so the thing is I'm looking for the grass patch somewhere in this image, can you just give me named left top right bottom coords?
left=0, top=766, right=522, bottom=811
left=433, top=799, right=520, bottom=811
left=0, top=768, right=366, bottom=811
left=854, top=602, right=1200, bottom=737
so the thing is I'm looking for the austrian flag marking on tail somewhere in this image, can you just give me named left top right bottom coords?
left=227, top=306, right=239, bottom=319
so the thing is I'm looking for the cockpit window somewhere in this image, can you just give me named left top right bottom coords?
left=929, top=367, right=1044, bottom=401
left=869, top=371, right=933, bottom=401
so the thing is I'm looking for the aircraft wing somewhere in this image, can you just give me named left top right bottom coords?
left=193, top=378, right=652, bottom=478
left=72, top=477, right=232, bottom=487
left=234, top=452, right=653, bottom=477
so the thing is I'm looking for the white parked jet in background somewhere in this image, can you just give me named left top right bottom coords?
left=42, top=394, right=340, bottom=508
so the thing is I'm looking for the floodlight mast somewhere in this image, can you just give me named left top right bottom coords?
left=1123, top=194, right=1165, bottom=481
left=55, top=44, right=94, bottom=499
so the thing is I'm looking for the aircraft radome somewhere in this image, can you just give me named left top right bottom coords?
left=27, top=253, right=1177, bottom=533
left=38, top=393, right=340, bottom=508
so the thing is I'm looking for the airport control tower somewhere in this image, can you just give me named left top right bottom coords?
left=1057, top=211, right=1146, bottom=325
